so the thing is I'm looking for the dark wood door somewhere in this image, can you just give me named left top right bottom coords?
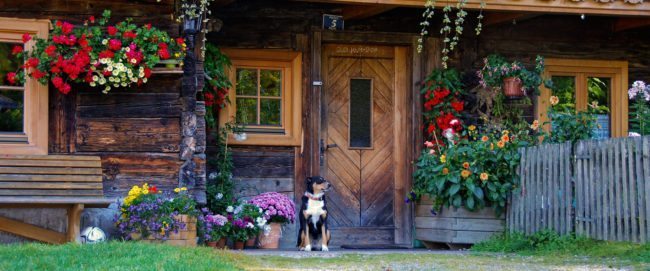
left=321, top=44, right=409, bottom=246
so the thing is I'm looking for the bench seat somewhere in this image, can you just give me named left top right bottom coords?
left=0, top=154, right=113, bottom=244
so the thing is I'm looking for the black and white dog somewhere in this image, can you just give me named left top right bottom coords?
left=297, top=176, right=332, bottom=251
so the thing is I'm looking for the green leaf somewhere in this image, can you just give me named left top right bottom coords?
left=473, top=187, right=484, bottom=199
left=448, top=184, right=460, bottom=196
left=466, top=197, right=475, bottom=210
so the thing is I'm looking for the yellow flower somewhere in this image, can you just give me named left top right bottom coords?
left=461, top=170, right=471, bottom=178
left=502, top=130, right=510, bottom=135
left=440, top=154, right=446, bottom=163
left=530, top=120, right=540, bottom=130
left=490, top=143, right=494, bottom=150
left=180, top=187, right=187, bottom=191
left=462, top=162, right=470, bottom=169
left=142, top=189, right=149, bottom=195
left=442, top=168, right=449, bottom=175
left=497, top=141, right=506, bottom=148
left=468, top=125, right=476, bottom=131
left=481, top=135, right=489, bottom=142
left=480, top=172, right=489, bottom=181
left=174, top=188, right=181, bottom=193
left=550, top=96, right=559, bottom=106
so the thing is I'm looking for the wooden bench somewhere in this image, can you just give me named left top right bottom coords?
left=0, top=155, right=113, bottom=244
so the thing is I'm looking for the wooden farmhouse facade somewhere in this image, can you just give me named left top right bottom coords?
left=0, top=0, right=649, bottom=247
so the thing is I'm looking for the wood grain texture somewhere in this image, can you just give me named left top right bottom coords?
left=0, top=215, right=66, bottom=244
left=76, top=118, right=181, bottom=152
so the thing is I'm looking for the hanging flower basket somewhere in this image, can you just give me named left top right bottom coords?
left=502, top=77, right=524, bottom=97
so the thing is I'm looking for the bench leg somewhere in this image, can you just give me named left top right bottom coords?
left=66, top=204, right=84, bottom=243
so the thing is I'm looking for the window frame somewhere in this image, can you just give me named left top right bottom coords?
left=219, top=49, right=302, bottom=146
left=0, top=18, right=49, bottom=155
left=537, top=58, right=628, bottom=138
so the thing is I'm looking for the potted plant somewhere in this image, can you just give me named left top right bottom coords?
left=6, top=10, right=185, bottom=95
left=408, top=125, right=528, bottom=245
left=249, top=192, right=296, bottom=249
left=226, top=202, right=266, bottom=249
left=198, top=208, right=229, bottom=248
left=477, top=54, right=545, bottom=98
left=116, top=184, right=199, bottom=246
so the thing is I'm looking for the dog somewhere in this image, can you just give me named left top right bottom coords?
left=297, top=176, right=332, bottom=251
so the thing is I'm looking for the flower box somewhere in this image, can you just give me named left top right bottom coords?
left=414, top=196, right=504, bottom=246
left=130, top=215, right=197, bottom=247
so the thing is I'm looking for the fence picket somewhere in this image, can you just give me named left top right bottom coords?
left=635, top=137, right=645, bottom=243
left=643, top=138, right=650, bottom=242
left=628, top=138, right=638, bottom=242
left=621, top=139, right=630, bottom=241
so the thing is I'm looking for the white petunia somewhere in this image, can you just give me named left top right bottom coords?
left=216, top=193, right=223, bottom=200
left=226, top=206, right=234, bottom=213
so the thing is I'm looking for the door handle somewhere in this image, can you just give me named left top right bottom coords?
left=326, top=143, right=338, bottom=149
left=320, top=140, right=338, bottom=154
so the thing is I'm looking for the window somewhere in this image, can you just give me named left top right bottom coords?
left=219, top=49, right=302, bottom=146
left=537, top=59, right=628, bottom=138
left=349, top=78, right=372, bottom=148
left=0, top=18, right=49, bottom=154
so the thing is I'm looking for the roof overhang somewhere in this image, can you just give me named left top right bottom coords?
left=298, top=0, right=650, bottom=17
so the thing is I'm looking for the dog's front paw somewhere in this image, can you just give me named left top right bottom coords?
left=321, top=245, right=329, bottom=252
left=304, top=245, right=312, bottom=251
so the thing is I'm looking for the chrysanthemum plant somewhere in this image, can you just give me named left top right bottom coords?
left=541, top=95, right=598, bottom=144
left=249, top=192, right=296, bottom=224
left=7, top=10, right=185, bottom=95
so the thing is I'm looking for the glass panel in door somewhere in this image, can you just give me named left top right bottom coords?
left=588, top=77, right=611, bottom=139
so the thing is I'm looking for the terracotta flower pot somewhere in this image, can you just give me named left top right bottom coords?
left=245, top=237, right=257, bottom=248
left=233, top=241, right=245, bottom=250
left=258, top=223, right=282, bottom=249
left=206, top=241, right=217, bottom=247
left=502, top=77, right=524, bottom=97
left=217, top=238, right=227, bottom=249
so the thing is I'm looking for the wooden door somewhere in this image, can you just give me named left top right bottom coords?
left=321, top=44, right=409, bottom=246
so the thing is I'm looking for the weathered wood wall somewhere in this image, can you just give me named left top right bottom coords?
left=0, top=0, right=202, bottom=243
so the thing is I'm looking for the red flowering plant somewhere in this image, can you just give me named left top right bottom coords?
left=7, top=10, right=185, bottom=95
left=202, top=44, right=232, bottom=128
left=422, top=68, right=465, bottom=150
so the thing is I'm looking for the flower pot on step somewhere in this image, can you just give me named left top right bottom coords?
left=258, top=222, right=282, bottom=249
left=233, top=241, right=245, bottom=250
left=245, top=237, right=257, bottom=248
left=217, top=237, right=227, bottom=249
left=206, top=241, right=217, bottom=247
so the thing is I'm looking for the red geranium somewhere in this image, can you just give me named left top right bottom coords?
left=148, top=185, right=158, bottom=194
left=25, top=57, right=39, bottom=68
left=31, top=69, right=46, bottom=80
left=451, top=100, right=464, bottom=112
left=143, top=67, right=152, bottom=78
left=123, top=31, right=137, bottom=39
left=61, top=22, right=74, bottom=35
left=6, top=72, right=16, bottom=85
left=22, top=33, right=31, bottom=43
left=107, top=26, right=118, bottom=36
left=99, top=50, right=115, bottom=59
left=204, top=92, right=215, bottom=107
left=108, top=39, right=122, bottom=51
left=11, top=45, right=23, bottom=55
left=89, top=16, right=95, bottom=23
left=45, top=45, right=57, bottom=57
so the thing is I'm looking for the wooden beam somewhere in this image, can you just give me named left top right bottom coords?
left=613, top=18, right=650, bottom=32
left=482, top=12, right=540, bottom=26
left=342, top=5, right=396, bottom=20
left=0, top=215, right=66, bottom=244
left=296, top=0, right=650, bottom=17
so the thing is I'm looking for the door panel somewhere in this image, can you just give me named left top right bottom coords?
left=321, top=44, right=399, bottom=245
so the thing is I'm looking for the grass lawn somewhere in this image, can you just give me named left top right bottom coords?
left=0, top=240, right=648, bottom=271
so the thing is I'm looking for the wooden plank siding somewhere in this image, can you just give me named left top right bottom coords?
left=509, top=136, right=650, bottom=243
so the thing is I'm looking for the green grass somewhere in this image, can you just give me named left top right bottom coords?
left=472, top=230, right=650, bottom=267
left=0, top=242, right=243, bottom=271
left=0, top=238, right=648, bottom=271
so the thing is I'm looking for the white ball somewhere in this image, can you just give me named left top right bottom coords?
left=80, top=227, right=106, bottom=244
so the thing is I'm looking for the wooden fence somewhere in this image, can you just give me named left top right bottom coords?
left=507, top=136, right=650, bottom=243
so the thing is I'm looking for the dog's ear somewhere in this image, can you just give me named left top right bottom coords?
left=305, top=177, right=313, bottom=184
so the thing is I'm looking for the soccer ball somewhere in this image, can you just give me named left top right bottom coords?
left=80, top=227, right=106, bottom=244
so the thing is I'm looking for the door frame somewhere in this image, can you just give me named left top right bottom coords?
left=294, top=30, right=440, bottom=246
